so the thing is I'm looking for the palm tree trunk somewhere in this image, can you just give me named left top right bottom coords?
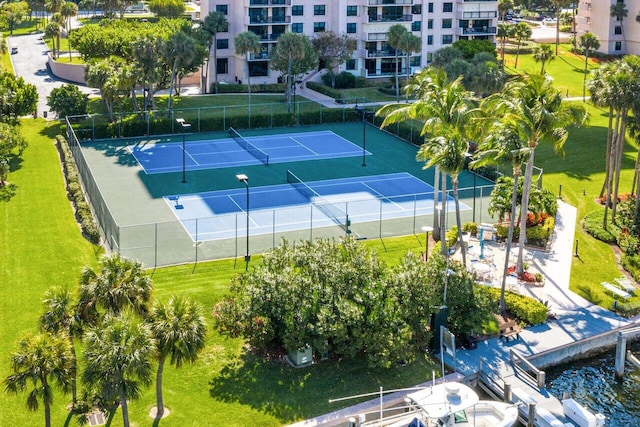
left=70, top=342, right=77, bottom=406
left=517, top=149, right=536, bottom=275
left=453, top=177, right=466, bottom=266
left=433, top=166, right=441, bottom=242
left=213, top=36, right=218, bottom=94
left=120, top=390, right=130, bottom=427
left=394, top=52, right=400, bottom=102
left=247, top=66, right=252, bottom=127
left=167, top=61, right=178, bottom=113
left=130, top=89, right=139, bottom=113
left=604, top=120, right=617, bottom=229
left=287, top=58, right=292, bottom=113
left=515, top=38, right=521, bottom=68
left=155, top=356, right=166, bottom=418
left=500, top=172, right=520, bottom=316
left=611, top=112, right=625, bottom=221
left=599, top=105, right=615, bottom=198
left=440, top=175, right=448, bottom=256
left=44, top=400, right=51, bottom=427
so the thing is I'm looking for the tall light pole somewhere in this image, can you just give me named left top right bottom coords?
left=354, top=106, right=368, bottom=166
left=421, top=225, right=434, bottom=261
left=176, top=118, right=191, bottom=183
left=236, top=174, right=250, bottom=269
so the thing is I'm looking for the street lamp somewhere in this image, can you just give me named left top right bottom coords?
left=235, top=174, right=250, bottom=268
left=354, top=106, right=368, bottom=166
left=176, top=118, right=191, bottom=183
left=421, top=225, right=434, bottom=261
left=464, top=152, right=477, bottom=223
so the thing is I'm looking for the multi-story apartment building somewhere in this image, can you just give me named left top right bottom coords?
left=576, top=0, right=640, bottom=55
left=199, top=1, right=498, bottom=86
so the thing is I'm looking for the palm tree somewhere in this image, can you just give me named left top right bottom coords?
left=83, top=313, right=155, bottom=427
left=271, top=32, right=311, bottom=113
left=132, top=36, right=162, bottom=111
left=497, top=0, right=513, bottom=21
left=386, top=24, right=408, bottom=102
left=234, top=31, right=261, bottom=122
left=149, top=296, right=206, bottom=419
left=401, top=32, right=421, bottom=97
left=513, top=22, right=532, bottom=69
left=474, top=111, right=530, bottom=316
left=60, top=1, right=77, bottom=35
left=39, top=287, right=81, bottom=407
left=532, top=44, right=554, bottom=75
left=497, top=23, right=513, bottom=69
left=610, top=1, right=628, bottom=53
left=497, top=74, right=587, bottom=274
left=378, top=68, right=478, bottom=265
left=552, top=0, right=571, bottom=55
left=77, top=253, right=153, bottom=326
left=44, top=22, right=60, bottom=58
left=201, top=11, right=228, bottom=94
left=164, top=31, right=197, bottom=113
left=579, top=32, right=600, bottom=101
left=50, top=12, right=65, bottom=58
left=4, top=332, right=73, bottom=427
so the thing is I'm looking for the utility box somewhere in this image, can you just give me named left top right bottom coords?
left=286, top=346, right=312, bottom=368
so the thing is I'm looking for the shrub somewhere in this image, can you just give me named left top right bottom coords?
left=583, top=209, right=617, bottom=243
left=618, top=230, right=640, bottom=256
left=477, top=286, right=547, bottom=325
left=462, top=222, right=478, bottom=236
left=305, top=81, right=342, bottom=99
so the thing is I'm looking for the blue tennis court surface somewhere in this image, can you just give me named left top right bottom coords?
left=130, top=130, right=370, bottom=173
left=164, top=172, right=469, bottom=242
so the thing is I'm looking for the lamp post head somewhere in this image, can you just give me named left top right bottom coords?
left=235, top=174, right=248, bottom=183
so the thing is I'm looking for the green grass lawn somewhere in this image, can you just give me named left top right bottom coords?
left=1, top=42, right=637, bottom=426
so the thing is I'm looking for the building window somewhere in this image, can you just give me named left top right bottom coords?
left=442, top=19, right=452, bottom=29
left=292, top=22, right=303, bottom=33
left=427, top=35, right=433, bottom=45
left=292, top=5, right=303, bottom=16
left=412, top=5, right=421, bottom=14
left=614, top=26, right=622, bottom=35
left=215, top=5, right=228, bottom=15
left=314, top=5, right=325, bottom=16
left=426, top=53, right=432, bottom=63
left=346, top=59, right=356, bottom=70
left=216, top=58, right=228, bottom=75
left=442, top=35, right=453, bottom=45
left=615, top=41, right=622, bottom=51
left=410, top=55, right=421, bottom=66
left=216, top=39, right=228, bottom=49
left=314, top=22, right=326, bottom=32
left=249, top=61, right=268, bottom=77
left=347, top=5, right=357, bottom=16
left=443, top=2, right=453, bottom=13
left=412, top=21, right=421, bottom=31
left=347, top=23, right=357, bottom=33
left=427, top=19, right=433, bottom=29
left=428, top=3, right=433, bottom=13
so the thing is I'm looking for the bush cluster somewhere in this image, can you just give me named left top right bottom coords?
left=55, top=135, right=101, bottom=244
left=214, top=83, right=285, bottom=94
left=478, top=286, right=548, bottom=325
left=305, top=81, right=342, bottom=99
left=583, top=209, right=617, bottom=243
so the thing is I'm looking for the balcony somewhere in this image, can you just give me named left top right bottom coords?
left=459, top=11, right=497, bottom=19
left=249, top=15, right=291, bottom=24
left=258, top=33, right=282, bottom=41
left=249, top=52, right=270, bottom=61
left=459, top=26, right=497, bottom=36
left=249, top=0, right=291, bottom=5
left=366, top=50, right=403, bottom=58
left=368, top=0, right=412, bottom=5
left=368, top=14, right=412, bottom=23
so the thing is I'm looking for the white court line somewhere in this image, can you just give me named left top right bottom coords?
left=289, top=137, right=318, bottom=155
left=226, top=195, right=260, bottom=227
left=361, top=182, right=405, bottom=211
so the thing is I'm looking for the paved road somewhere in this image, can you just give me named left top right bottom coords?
left=8, top=31, right=98, bottom=119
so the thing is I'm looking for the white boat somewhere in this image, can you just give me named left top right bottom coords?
left=360, top=382, right=519, bottom=427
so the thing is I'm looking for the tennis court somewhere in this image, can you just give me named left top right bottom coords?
left=129, top=129, right=369, bottom=173
left=164, top=172, right=468, bottom=242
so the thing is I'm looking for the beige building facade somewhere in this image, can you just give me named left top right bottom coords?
left=199, top=0, right=498, bottom=87
left=576, top=0, right=640, bottom=55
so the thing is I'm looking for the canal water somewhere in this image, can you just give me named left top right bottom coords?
left=545, top=341, right=640, bottom=426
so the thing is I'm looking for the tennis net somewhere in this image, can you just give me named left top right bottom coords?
left=228, top=127, right=269, bottom=165
left=286, top=170, right=350, bottom=231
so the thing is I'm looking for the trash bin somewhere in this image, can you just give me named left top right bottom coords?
left=43, top=111, right=48, bottom=118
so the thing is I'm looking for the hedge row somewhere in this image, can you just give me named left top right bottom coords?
left=71, top=108, right=360, bottom=140
left=478, top=286, right=548, bottom=325
left=55, top=135, right=101, bottom=244
left=214, top=83, right=286, bottom=93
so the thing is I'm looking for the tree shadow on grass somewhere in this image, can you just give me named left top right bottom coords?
left=208, top=350, right=435, bottom=424
left=0, top=183, right=18, bottom=201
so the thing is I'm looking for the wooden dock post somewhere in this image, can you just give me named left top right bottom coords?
left=527, top=402, right=536, bottom=427
left=615, top=331, right=626, bottom=380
